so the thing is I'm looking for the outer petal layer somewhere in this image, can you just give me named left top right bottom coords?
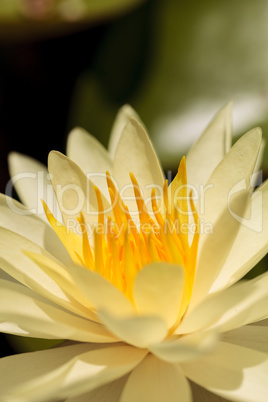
left=149, top=330, right=218, bottom=363
left=1, top=344, right=147, bottom=402
left=181, top=342, right=268, bottom=402
left=0, top=279, right=116, bottom=343
left=120, top=354, right=192, bottom=402
left=211, top=180, right=268, bottom=292
left=0, top=194, right=71, bottom=265
left=8, top=152, right=59, bottom=222
left=178, top=272, right=268, bottom=335
left=190, top=128, right=262, bottom=307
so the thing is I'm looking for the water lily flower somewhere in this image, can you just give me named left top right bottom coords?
left=0, top=103, right=268, bottom=401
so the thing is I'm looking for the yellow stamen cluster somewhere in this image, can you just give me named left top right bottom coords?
left=43, top=157, right=199, bottom=311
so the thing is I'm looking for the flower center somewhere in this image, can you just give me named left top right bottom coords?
left=43, top=157, right=199, bottom=313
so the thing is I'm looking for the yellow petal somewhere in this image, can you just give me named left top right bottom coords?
left=186, top=102, right=232, bottom=191
left=0, top=227, right=88, bottom=317
left=0, top=279, right=116, bottom=343
left=190, top=189, right=250, bottom=308
left=3, top=344, right=147, bottom=402
left=181, top=342, right=268, bottom=402
left=178, top=272, right=268, bottom=335
left=8, top=152, right=60, bottom=222
left=211, top=179, right=268, bottom=292
left=98, top=309, right=167, bottom=348
left=0, top=193, right=71, bottom=264
left=120, top=354, right=192, bottom=402
left=113, top=118, right=165, bottom=217
left=149, top=330, right=218, bottom=363
left=133, top=262, right=185, bottom=328
left=0, top=344, right=97, bottom=397
left=66, top=127, right=112, bottom=199
left=108, top=104, right=141, bottom=159
left=48, top=151, right=110, bottom=229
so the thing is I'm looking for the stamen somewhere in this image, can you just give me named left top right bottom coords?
left=77, top=212, right=93, bottom=268
left=129, top=172, right=154, bottom=225
left=45, top=158, right=199, bottom=322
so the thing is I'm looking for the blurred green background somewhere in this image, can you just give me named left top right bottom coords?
left=0, top=0, right=267, bottom=356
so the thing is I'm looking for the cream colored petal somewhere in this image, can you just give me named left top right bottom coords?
left=198, top=127, right=262, bottom=229
left=27, top=252, right=135, bottom=318
left=0, top=193, right=71, bottom=265
left=211, top=180, right=268, bottom=292
left=178, top=273, right=268, bottom=335
left=108, top=104, right=141, bottom=159
left=25, top=251, right=98, bottom=320
left=0, top=227, right=92, bottom=317
left=181, top=341, right=268, bottom=402
left=98, top=309, right=167, bottom=348
left=3, top=344, right=147, bottom=402
left=186, top=102, right=232, bottom=191
left=190, top=128, right=262, bottom=307
left=48, top=151, right=110, bottom=230
left=0, top=279, right=116, bottom=343
left=8, top=152, right=60, bottom=222
left=149, top=330, right=218, bottom=363
left=113, top=118, right=165, bottom=217
left=190, top=189, right=250, bottom=308
left=221, top=325, right=268, bottom=353
left=133, top=262, right=185, bottom=328
left=66, top=127, right=112, bottom=199
left=0, top=343, right=95, bottom=397
left=120, top=354, right=192, bottom=402
left=67, top=375, right=129, bottom=402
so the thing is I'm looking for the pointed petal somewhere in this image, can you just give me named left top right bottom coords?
left=113, top=118, right=165, bottom=217
left=198, top=127, right=262, bottom=230
left=66, top=127, right=112, bottom=199
left=211, top=180, right=268, bottom=292
left=190, top=128, right=262, bottom=307
left=0, top=279, right=116, bottom=343
left=8, top=152, right=60, bottom=222
left=0, top=193, right=71, bottom=265
left=133, top=263, right=185, bottom=328
left=178, top=273, right=268, bottom=335
left=24, top=251, right=98, bottom=320
left=3, top=344, right=147, bottom=402
left=108, top=105, right=141, bottom=159
left=149, top=330, right=218, bottom=363
left=98, top=309, right=167, bottom=348
left=48, top=151, right=110, bottom=229
left=186, top=102, right=232, bottom=190
left=120, top=354, right=192, bottom=402
left=181, top=341, right=268, bottom=402
left=222, top=325, right=268, bottom=353
left=28, top=252, right=135, bottom=318
left=0, top=343, right=94, bottom=397
left=0, top=227, right=90, bottom=316
left=190, top=188, right=250, bottom=308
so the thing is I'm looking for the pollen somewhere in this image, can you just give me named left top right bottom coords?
left=43, top=157, right=199, bottom=314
